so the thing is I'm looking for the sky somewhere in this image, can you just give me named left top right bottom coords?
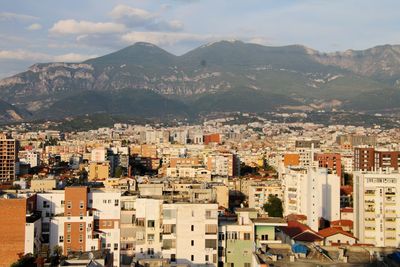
left=0, top=0, right=399, bottom=78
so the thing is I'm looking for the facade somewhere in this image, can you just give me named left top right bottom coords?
left=36, top=187, right=121, bottom=267
left=283, top=167, right=340, bottom=231
left=353, top=170, right=400, bottom=247
left=248, top=181, right=283, bottom=211
left=315, top=153, right=342, bottom=178
left=0, top=194, right=40, bottom=267
left=0, top=133, right=18, bottom=181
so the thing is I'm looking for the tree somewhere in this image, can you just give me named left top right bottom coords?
left=263, top=194, right=283, bottom=217
left=11, top=253, right=36, bottom=267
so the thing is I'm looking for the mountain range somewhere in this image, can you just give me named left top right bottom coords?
left=1, top=40, right=400, bottom=122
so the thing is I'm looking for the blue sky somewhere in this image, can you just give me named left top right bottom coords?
left=0, top=0, right=399, bottom=77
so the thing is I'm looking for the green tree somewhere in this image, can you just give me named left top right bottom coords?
left=114, top=166, right=124, bottom=178
left=11, top=253, right=36, bottom=267
left=263, top=194, right=283, bottom=217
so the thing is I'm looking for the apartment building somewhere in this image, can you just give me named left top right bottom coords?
left=207, top=153, right=239, bottom=177
left=248, top=181, right=283, bottom=211
left=282, top=167, right=340, bottom=231
left=0, top=194, right=40, bottom=267
left=315, top=153, right=342, bottom=178
left=36, top=187, right=121, bottom=267
left=354, top=147, right=400, bottom=171
left=0, top=133, right=18, bottom=181
left=353, top=170, right=400, bottom=247
left=162, top=203, right=219, bottom=266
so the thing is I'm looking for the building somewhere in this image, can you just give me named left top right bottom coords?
left=353, top=170, right=400, bottom=247
left=204, top=134, right=221, bottom=145
left=0, top=133, right=18, bottom=181
left=315, top=153, right=342, bottom=178
left=282, top=167, right=340, bottom=231
left=36, top=187, right=121, bottom=267
left=207, top=153, right=239, bottom=177
left=0, top=194, right=41, bottom=266
left=89, top=161, right=110, bottom=181
left=248, top=181, right=283, bottom=211
left=354, top=147, right=400, bottom=171
left=162, top=203, right=219, bottom=265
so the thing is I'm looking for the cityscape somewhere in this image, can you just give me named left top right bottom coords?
left=1, top=1, right=400, bottom=267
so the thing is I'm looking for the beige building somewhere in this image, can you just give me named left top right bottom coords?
left=88, top=161, right=110, bottom=181
left=30, top=178, right=57, bottom=191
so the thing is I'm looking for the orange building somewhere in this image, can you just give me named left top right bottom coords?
left=0, top=195, right=38, bottom=266
left=203, top=133, right=221, bottom=145
left=283, top=154, right=300, bottom=167
left=315, top=153, right=342, bottom=178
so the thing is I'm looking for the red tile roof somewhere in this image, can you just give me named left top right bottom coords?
left=318, top=227, right=356, bottom=239
left=280, top=221, right=323, bottom=242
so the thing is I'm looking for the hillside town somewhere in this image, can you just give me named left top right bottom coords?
left=0, top=116, right=400, bottom=266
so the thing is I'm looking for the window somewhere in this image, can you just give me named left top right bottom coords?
left=205, top=239, right=217, bottom=249
left=67, top=201, right=72, bottom=209
left=191, top=240, right=194, bottom=246
left=218, top=232, right=225, bottom=240
left=67, top=234, right=71, bottom=243
left=114, top=243, right=118, bottom=250
left=244, top=263, right=251, bottom=267
left=191, top=255, right=194, bottom=261
left=79, top=234, right=83, bottom=243
left=244, top=233, right=251, bottom=240
left=59, top=236, right=64, bottom=242
left=205, top=224, right=217, bottom=234
left=67, top=224, right=71, bottom=232
left=261, top=234, right=269, bottom=241
left=191, top=225, right=194, bottom=231
left=171, top=254, right=176, bottom=262
left=114, top=199, right=119, bottom=206
left=147, top=248, right=154, bottom=255
left=61, top=200, right=65, bottom=205
left=80, top=201, right=84, bottom=209
left=205, top=255, right=209, bottom=262
left=108, top=200, right=111, bottom=204
left=147, top=220, right=155, bottom=228
left=147, top=234, right=154, bottom=241
left=103, top=200, right=107, bottom=204
left=79, top=223, right=83, bottom=232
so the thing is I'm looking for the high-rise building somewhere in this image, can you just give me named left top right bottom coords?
left=354, top=147, right=400, bottom=171
left=353, top=170, right=400, bottom=247
left=282, top=167, right=340, bottom=231
left=315, top=153, right=342, bottom=178
left=0, top=133, right=18, bottom=181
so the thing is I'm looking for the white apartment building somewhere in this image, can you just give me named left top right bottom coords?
left=162, top=203, right=219, bottom=266
left=353, top=170, right=400, bottom=247
left=134, top=198, right=163, bottom=259
left=282, top=167, right=340, bottom=231
left=36, top=187, right=121, bottom=267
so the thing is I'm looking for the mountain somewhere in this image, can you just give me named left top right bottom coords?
left=0, top=40, right=400, bottom=122
left=0, top=99, right=31, bottom=122
left=311, top=44, right=400, bottom=87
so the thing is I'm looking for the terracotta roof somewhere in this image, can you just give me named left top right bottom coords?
left=318, top=227, right=356, bottom=239
left=331, top=219, right=353, bottom=228
left=280, top=221, right=323, bottom=242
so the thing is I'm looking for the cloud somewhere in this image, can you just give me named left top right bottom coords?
left=0, top=49, right=96, bottom=62
left=26, top=23, right=42, bottom=31
left=121, top=31, right=213, bottom=46
left=110, top=4, right=184, bottom=32
left=49, top=19, right=126, bottom=35
left=0, top=12, right=38, bottom=21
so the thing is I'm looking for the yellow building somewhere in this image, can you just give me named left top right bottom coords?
left=88, top=161, right=110, bottom=181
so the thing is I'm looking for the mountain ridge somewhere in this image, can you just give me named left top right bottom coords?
left=1, top=40, right=400, bottom=122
